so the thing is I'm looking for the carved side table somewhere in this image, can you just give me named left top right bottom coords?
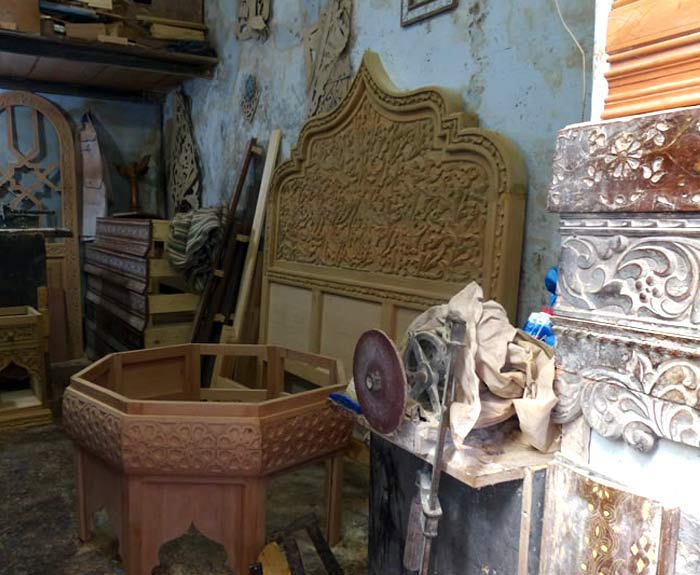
left=0, top=305, right=51, bottom=428
left=63, top=344, right=354, bottom=575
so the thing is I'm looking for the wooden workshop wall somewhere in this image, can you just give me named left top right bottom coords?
left=0, top=90, right=163, bottom=217
left=167, top=0, right=594, bottom=324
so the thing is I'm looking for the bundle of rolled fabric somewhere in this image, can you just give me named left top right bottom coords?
left=167, top=206, right=224, bottom=292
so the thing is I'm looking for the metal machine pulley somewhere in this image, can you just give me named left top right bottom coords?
left=403, top=330, right=448, bottom=414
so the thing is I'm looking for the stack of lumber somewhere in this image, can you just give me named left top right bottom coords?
left=84, top=218, right=199, bottom=359
left=0, top=0, right=209, bottom=53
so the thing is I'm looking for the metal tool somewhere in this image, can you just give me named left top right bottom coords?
left=352, top=329, right=407, bottom=434
left=353, top=317, right=465, bottom=574
left=407, top=313, right=466, bottom=575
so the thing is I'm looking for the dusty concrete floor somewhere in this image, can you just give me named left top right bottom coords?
left=0, top=424, right=369, bottom=575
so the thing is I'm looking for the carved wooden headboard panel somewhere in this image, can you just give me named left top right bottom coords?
left=261, top=51, right=527, bottom=377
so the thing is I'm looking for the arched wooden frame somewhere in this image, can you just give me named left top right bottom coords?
left=0, top=91, right=82, bottom=358
left=262, top=51, right=528, bottom=375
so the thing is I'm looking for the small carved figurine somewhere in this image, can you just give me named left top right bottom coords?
left=116, top=155, right=150, bottom=213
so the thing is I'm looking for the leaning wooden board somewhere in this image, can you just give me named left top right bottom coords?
left=261, top=51, right=528, bottom=381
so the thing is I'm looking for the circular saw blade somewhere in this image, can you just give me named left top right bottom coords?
left=353, top=329, right=407, bottom=434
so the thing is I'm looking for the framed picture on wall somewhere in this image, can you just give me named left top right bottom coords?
left=401, top=0, right=458, bottom=27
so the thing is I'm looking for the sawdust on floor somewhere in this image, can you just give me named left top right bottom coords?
left=0, top=424, right=369, bottom=575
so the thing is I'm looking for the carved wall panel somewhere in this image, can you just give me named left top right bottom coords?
left=549, top=105, right=700, bottom=452
left=263, top=52, right=527, bottom=369
left=540, top=458, right=681, bottom=575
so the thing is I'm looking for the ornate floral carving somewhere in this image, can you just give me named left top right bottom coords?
left=122, top=419, right=262, bottom=475
left=553, top=319, right=700, bottom=452
left=558, top=233, right=700, bottom=329
left=268, top=52, right=526, bottom=315
left=549, top=109, right=700, bottom=213
left=62, top=388, right=122, bottom=468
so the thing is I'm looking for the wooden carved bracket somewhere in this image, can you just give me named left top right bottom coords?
left=549, top=105, right=700, bottom=453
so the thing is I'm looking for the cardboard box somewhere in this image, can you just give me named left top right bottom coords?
left=0, top=0, right=40, bottom=34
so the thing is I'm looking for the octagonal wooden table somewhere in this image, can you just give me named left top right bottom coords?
left=63, top=344, right=354, bottom=575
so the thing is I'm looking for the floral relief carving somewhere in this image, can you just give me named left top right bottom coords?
left=552, top=321, right=700, bottom=452
left=267, top=52, right=527, bottom=315
left=275, top=96, right=489, bottom=283
left=548, top=110, right=700, bottom=212
left=558, top=233, right=700, bottom=329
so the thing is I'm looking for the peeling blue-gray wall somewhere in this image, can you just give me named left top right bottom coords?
left=179, top=0, right=594, bottom=322
left=0, top=90, right=163, bottom=217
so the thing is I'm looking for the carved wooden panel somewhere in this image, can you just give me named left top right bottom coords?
left=540, top=458, right=680, bottom=575
left=303, top=0, right=352, bottom=116
left=549, top=105, right=700, bottom=452
left=0, top=91, right=82, bottom=358
left=263, top=51, right=527, bottom=373
left=604, top=0, right=700, bottom=119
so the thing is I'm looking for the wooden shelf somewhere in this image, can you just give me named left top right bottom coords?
left=0, top=30, right=217, bottom=100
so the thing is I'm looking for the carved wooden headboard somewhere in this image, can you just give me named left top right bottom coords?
left=261, top=51, right=527, bottom=377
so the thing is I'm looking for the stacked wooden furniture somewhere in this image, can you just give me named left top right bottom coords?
left=84, top=217, right=199, bottom=358
left=63, top=343, right=353, bottom=575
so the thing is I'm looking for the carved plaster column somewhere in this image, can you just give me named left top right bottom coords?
left=549, top=107, right=700, bottom=454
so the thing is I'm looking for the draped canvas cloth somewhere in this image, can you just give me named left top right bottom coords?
left=404, top=282, right=559, bottom=452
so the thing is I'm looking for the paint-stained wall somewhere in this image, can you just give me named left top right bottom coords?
left=177, top=0, right=595, bottom=322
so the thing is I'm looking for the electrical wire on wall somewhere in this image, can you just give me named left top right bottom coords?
left=553, top=0, right=587, bottom=122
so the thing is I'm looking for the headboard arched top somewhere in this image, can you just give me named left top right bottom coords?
left=262, top=52, right=527, bottom=375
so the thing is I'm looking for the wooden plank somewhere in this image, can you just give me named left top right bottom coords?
left=607, top=0, right=700, bottom=55
left=144, top=324, right=192, bottom=349
left=517, top=468, right=533, bottom=575
left=229, top=130, right=282, bottom=345
left=0, top=52, right=38, bottom=77
left=266, top=346, right=284, bottom=399
left=148, top=293, right=199, bottom=314
left=136, top=15, right=208, bottom=31
left=200, top=388, right=268, bottom=402
left=148, top=24, right=205, bottom=41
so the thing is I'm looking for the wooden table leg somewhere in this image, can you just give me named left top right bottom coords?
left=76, top=449, right=92, bottom=543
left=325, top=454, right=344, bottom=546
left=235, top=477, right=267, bottom=575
